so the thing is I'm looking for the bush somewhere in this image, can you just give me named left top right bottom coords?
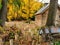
left=0, top=26, right=5, bottom=34
left=9, top=31, right=15, bottom=39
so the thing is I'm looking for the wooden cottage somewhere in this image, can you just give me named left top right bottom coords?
left=35, top=4, right=60, bottom=26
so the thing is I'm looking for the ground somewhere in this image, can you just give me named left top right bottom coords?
left=2, top=20, right=42, bottom=45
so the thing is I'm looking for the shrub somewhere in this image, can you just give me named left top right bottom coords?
left=9, top=31, right=15, bottom=39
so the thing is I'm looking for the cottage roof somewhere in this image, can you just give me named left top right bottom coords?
left=35, top=4, right=60, bottom=15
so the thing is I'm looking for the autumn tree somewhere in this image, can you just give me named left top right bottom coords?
left=0, top=0, right=7, bottom=27
left=7, top=0, right=43, bottom=21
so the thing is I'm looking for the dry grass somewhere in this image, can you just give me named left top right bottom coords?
left=0, top=21, right=42, bottom=45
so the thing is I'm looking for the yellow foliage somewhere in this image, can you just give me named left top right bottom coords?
left=14, top=12, right=17, bottom=19
left=9, top=0, right=13, bottom=3
left=7, top=15, right=12, bottom=21
left=30, top=14, right=33, bottom=17
left=7, top=0, right=43, bottom=21
left=23, top=0, right=28, bottom=5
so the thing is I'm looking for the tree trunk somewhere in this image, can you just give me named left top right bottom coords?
left=41, top=0, right=58, bottom=42
left=0, top=0, right=7, bottom=27
left=45, top=0, right=58, bottom=44
left=46, top=0, right=58, bottom=26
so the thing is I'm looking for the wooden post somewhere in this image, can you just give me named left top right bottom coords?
left=10, top=39, right=13, bottom=45
left=0, top=37, right=3, bottom=45
left=15, top=33, right=18, bottom=41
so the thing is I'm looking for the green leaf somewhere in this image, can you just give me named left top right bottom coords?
left=0, top=3, right=2, bottom=9
left=9, top=31, right=15, bottom=39
left=0, top=19, right=2, bottom=24
left=13, top=0, right=21, bottom=7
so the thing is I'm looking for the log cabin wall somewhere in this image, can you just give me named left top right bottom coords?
left=42, top=10, right=48, bottom=26
left=35, top=10, right=48, bottom=26
left=35, top=14, right=42, bottom=26
left=54, top=9, right=60, bottom=26
left=35, top=7, right=60, bottom=27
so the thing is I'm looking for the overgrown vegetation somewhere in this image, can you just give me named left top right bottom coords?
left=0, top=25, right=42, bottom=45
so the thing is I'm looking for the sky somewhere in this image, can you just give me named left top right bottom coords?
left=38, top=0, right=60, bottom=4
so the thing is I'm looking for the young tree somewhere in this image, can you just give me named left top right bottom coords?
left=0, top=0, right=7, bottom=27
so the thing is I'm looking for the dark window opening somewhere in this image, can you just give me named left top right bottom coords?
left=30, top=16, right=35, bottom=21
